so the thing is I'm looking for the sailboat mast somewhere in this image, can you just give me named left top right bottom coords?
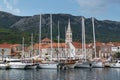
left=92, top=17, right=96, bottom=58
left=65, top=26, right=67, bottom=58
left=50, top=14, right=53, bottom=60
left=22, top=37, right=25, bottom=58
left=31, top=33, right=33, bottom=56
left=82, top=17, right=86, bottom=61
left=39, top=14, right=42, bottom=56
left=57, top=20, right=60, bottom=61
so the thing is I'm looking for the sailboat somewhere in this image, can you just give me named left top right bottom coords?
left=7, top=37, right=28, bottom=69
left=75, top=17, right=92, bottom=68
left=7, top=37, right=37, bottom=69
left=7, top=58, right=27, bottom=69
left=38, top=14, right=58, bottom=69
left=63, top=19, right=76, bottom=69
left=25, top=33, right=38, bottom=69
left=92, top=18, right=104, bottom=68
left=110, top=60, right=120, bottom=68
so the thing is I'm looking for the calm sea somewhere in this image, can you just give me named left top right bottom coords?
left=0, top=68, right=120, bottom=80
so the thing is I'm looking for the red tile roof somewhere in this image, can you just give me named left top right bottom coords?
left=72, top=42, right=82, bottom=48
left=0, top=43, right=12, bottom=48
left=34, top=43, right=68, bottom=49
left=72, top=42, right=92, bottom=48
left=11, top=44, right=21, bottom=48
left=109, top=42, right=120, bottom=46
left=41, top=37, right=51, bottom=43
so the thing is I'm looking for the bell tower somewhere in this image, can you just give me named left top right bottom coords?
left=65, top=19, right=72, bottom=43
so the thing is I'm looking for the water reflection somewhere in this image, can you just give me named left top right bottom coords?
left=0, top=68, right=120, bottom=80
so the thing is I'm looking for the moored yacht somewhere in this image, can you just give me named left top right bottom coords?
left=110, top=60, right=120, bottom=68
left=92, top=61, right=104, bottom=68
left=75, top=61, right=92, bottom=68
left=59, top=59, right=77, bottom=69
left=24, top=59, right=38, bottom=69
left=6, top=58, right=27, bottom=69
left=38, top=60, right=58, bottom=69
left=92, top=58, right=104, bottom=68
left=91, top=17, right=104, bottom=68
left=0, top=60, right=9, bottom=69
left=37, top=14, right=59, bottom=69
left=25, top=63, right=38, bottom=69
left=64, top=60, right=76, bottom=69
left=75, top=17, right=93, bottom=68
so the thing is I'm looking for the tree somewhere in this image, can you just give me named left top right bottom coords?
left=114, top=52, right=120, bottom=59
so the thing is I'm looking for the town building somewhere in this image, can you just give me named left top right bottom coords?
left=32, top=19, right=93, bottom=60
left=0, top=43, right=12, bottom=59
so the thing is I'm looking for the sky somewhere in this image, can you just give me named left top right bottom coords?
left=0, top=0, right=120, bottom=21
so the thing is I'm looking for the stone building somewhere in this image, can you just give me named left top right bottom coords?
left=0, top=43, right=12, bottom=59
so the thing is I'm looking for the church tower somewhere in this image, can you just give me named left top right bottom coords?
left=65, top=19, right=72, bottom=43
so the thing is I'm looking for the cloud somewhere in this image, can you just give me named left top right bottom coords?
left=75, top=0, right=120, bottom=16
left=13, top=0, right=19, bottom=5
left=76, top=0, right=107, bottom=14
left=3, top=0, right=20, bottom=15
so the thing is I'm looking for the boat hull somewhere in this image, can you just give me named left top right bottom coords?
left=75, top=62, right=92, bottom=68
left=9, top=63, right=27, bottom=69
left=38, top=63, right=58, bottom=69
left=93, top=62, right=104, bottom=68
left=64, top=63, right=76, bottom=69
left=9, top=65, right=26, bottom=69
left=25, top=63, right=38, bottom=69
left=110, top=63, right=120, bottom=68
left=0, top=63, right=9, bottom=69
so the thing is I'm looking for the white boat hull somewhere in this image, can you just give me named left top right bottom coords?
left=110, top=63, right=120, bottom=68
left=0, top=63, right=9, bottom=69
left=9, top=62, right=27, bottom=69
left=93, top=62, right=104, bottom=68
left=9, top=65, right=26, bottom=69
left=38, top=63, right=58, bottom=69
left=75, top=62, right=92, bottom=68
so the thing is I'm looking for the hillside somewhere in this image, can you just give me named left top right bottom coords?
left=0, top=11, right=120, bottom=43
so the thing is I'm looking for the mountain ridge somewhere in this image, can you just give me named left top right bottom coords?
left=0, top=11, right=120, bottom=43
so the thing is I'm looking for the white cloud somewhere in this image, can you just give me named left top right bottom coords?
left=75, top=0, right=107, bottom=15
left=13, top=0, right=19, bottom=5
left=14, top=8, right=20, bottom=13
left=75, top=0, right=120, bottom=16
left=3, top=0, right=21, bottom=15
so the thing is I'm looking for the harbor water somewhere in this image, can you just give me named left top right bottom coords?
left=0, top=68, right=120, bottom=80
